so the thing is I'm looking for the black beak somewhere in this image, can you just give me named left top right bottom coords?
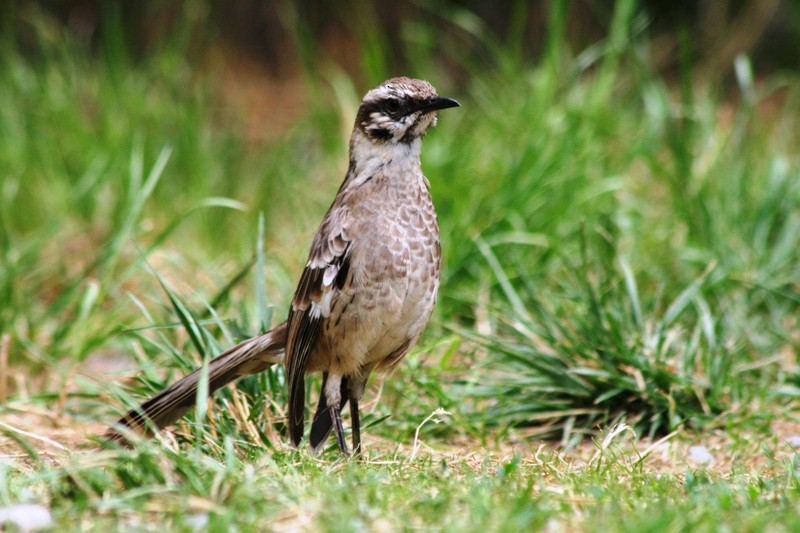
left=420, top=96, right=461, bottom=113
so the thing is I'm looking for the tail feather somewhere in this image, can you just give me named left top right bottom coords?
left=106, top=321, right=287, bottom=443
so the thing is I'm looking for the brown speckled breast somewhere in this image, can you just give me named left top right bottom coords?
left=315, top=170, right=440, bottom=376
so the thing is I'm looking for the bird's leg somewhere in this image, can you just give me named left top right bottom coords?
left=329, top=403, right=348, bottom=455
left=347, top=374, right=369, bottom=456
left=325, top=374, right=349, bottom=455
left=349, top=396, right=361, bottom=455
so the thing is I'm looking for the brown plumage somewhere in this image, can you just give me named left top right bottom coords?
left=106, top=77, right=459, bottom=454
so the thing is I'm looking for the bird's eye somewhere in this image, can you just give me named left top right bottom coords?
left=384, top=99, right=401, bottom=114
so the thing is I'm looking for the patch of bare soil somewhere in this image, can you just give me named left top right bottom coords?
left=3, top=396, right=800, bottom=479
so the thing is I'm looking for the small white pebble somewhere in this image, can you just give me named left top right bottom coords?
left=372, top=518, right=393, bottom=533
left=786, top=435, right=800, bottom=448
left=0, top=504, right=53, bottom=531
left=185, top=513, right=209, bottom=531
left=688, top=445, right=714, bottom=465
left=545, top=518, right=563, bottom=532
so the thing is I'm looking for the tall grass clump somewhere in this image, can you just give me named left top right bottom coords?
left=0, top=5, right=330, bottom=380
left=389, top=0, right=800, bottom=439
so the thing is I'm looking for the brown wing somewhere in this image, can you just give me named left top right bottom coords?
left=285, top=205, right=353, bottom=446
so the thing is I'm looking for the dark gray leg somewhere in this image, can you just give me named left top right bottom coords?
left=329, top=403, right=348, bottom=455
left=325, top=374, right=349, bottom=455
left=350, top=396, right=361, bottom=455
left=309, top=374, right=349, bottom=451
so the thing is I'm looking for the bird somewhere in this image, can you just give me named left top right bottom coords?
left=106, top=77, right=460, bottom=455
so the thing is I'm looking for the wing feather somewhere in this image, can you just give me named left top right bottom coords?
left=285, top=206, right=353, bottom=446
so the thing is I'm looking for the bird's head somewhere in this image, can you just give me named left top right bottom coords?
left=355, top=77, right=460, bottom=145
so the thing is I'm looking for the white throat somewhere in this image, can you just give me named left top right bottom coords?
left=348, top=131, right=423, bottom=185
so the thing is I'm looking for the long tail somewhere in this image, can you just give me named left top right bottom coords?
left=105, top=321, right=288, bottom=443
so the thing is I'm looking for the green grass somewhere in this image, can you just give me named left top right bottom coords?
left=2, top=0, right=800, bottom=530
left=6, top=431, right=800, bottom=531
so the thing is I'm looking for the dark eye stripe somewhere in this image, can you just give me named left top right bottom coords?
left=384, top=99, right=401, bottom=113
left=358, top=97, right=424, bottom=121
left=368, top=128, right=393, bottom=141
left=355, top=97, right=427, bottom=142
left=384, top=99, right=412, bottom=117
